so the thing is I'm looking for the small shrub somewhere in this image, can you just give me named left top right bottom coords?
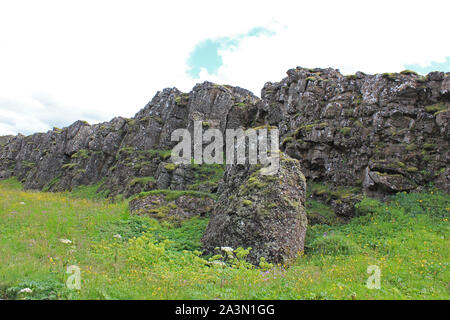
left=355, top=197, right=383, bottom=216
left=424, top=102, right=448, bottom=114
left=308, top=232, right=360, bottom=255
left=69, top=182, right=109, bottom=200
left=400, top=69, right=418, bottom=76
left=339, top=127, right=352, bottom=136
left=6, top=279, right=69, bottom=300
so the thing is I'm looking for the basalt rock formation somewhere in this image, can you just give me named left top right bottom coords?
left=0, top=67, right=448, bottom=216
left=0, top=82, right=258, bottom=199
left=258, top=68, right=449, bottom=199
left=202, top=153, right=308, bottom=265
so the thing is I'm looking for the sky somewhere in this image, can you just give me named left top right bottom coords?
left=0, top=0, right=449, bottom=136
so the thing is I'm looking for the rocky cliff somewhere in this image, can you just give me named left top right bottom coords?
left=0, top=67, right=448, bottom=205
left=0, top=82, right=258, bottom=199
left=258, top=68, right=449, bottom=197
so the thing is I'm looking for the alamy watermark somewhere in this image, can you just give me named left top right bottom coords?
left=170, top=121, right=280, bottom=175
left=66, top=265, right=81, bottom=290
left=366, top=265, right=381, bottom=289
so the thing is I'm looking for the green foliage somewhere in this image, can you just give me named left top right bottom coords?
left=282, top=136, right=293, bottom=147
left=187, top=162, right=224, bottom=191
left=0, top=179, right=449, bottom=300
left=355, top=197, right=383, bottom=216
left=392, top=188, right=449, bottom=218
left=153, top=217, right=209, bottom=251
left=339, top=127, right=352, bottom=136
left=400, top=70, right=419, bottom=76
left=4, top=278, right=70, bottom=300
left=71, top=149, right=90, bottom=160
left=69, top=182, right=110, bottom=200
left=62, top=163, right=78, bottom=170
left=405, top=143, right=417, bottom=151
left=0, top=177, right=22, bottom=190
left=134, top=189, right=217, bottom=201
left=308, top=182, right=360, bottom=201
left=98, top=214, right=157, bottom=241
left=234, top=102, right=247, bottom=108
left=424, top=102, right=448, bottom=114
left=308, top=181, right=330, bottom=196
left=22, top=161, right=36, bottom=169
left=306, top=199, right=339, bottom=225
left=118, top=146, right=134, bottom=156
left=43, top=176, right=61, bottom=192
left=307, top=232, right=360, bottom=255
left=164, top=163, right=177, bottom=171
left=382, top=72, right=396, bottom=80
left=423, top=143, right=437, bottom=150
left=128, top=176, right=156, bottom=187
left=147, top=149, right=172, bottom=160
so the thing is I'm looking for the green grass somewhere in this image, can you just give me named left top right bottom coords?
left=68, top=182, right=110, bottom=200
left=133, top=189, right=217, bottom=201
left=306, top=199, right=340, bottom=225
left=128, top=176, right=156, bottom=187
left=424, top=102, right=449, bottom=114
left=0, top=178, right=448, bottom=300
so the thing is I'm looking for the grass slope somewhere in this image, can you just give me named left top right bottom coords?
left=0, top=178, right=448, bottom=300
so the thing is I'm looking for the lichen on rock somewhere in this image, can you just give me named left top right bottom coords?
left=129, top=190, right=216, bottom=223
left=202, top=153, right=307, bottom=265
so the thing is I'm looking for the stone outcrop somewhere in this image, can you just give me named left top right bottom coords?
left=202, top=154, right=308, bottom=265
left=0, top=67, right=448, bottom=209
left=129, top=191, right=216, bottom=222
left=0, top=82, right=257, bottom=198
left=256, top=68, right=449, bottom=197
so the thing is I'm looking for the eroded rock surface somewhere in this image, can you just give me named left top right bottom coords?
left=0, top=67, right=448, bottom=206
left=129, top=191, right=216, bottom=222
left=202, top=154, right=308, bottom=265
left=0, top=82, right=257, bottom=198
left=256, top=68, right=449, bottom=197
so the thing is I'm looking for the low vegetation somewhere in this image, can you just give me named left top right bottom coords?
left=0, top=178, right=448, bottom=300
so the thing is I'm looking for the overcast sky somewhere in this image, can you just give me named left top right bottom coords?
left=0, top=0, right=449, bottom=135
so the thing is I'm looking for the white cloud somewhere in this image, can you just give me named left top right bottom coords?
left=0, top=0, right=449, bottom=135
left=194, top=0, right=450, bottom=95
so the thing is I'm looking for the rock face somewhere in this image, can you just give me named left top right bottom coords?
left=256, top=68, right=449, bottom=197
left=202, top=154, right=308, bottom=265
left=0, top=82, right=257, bottom=198
left=129, top=191, right=216, bottom=222
left=0, top=67, right=448, bottom=206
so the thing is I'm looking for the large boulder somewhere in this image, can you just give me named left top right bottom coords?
left=202, top=153, right=308, bottom=265
left=129, top=191, right=216, bottom=222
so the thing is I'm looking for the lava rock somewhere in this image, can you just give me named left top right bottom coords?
left=202, top=153, right=308, bottom=265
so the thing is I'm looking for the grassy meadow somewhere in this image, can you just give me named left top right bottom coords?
left=0, top=177, right=448, bottom=300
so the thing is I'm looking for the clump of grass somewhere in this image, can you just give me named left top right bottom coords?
left=69, top=182, right=110, bottom=200
left=339, top=127, right=352, bottom=136
left=133, top=189, right=217, bottom=201
left=400, top=70, right=419, bottom=76
left=0, top=177, right=23, bottom=190
left=71, top=149, right=90, bottom=160
left=307, top=232, right=360, bottom=255
left=424, top=102, right=448, bottom=114
left=128, top=176, right=156, bottom=187
left=306, top=199, right=340, bottom=225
